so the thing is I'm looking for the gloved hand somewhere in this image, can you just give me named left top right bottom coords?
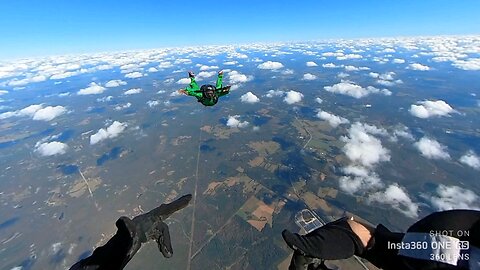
left=70, top=194, right=192, bottom=270
left=118, top=194, right=192, bottom=259
left=282, top=217, right=364, bottom=260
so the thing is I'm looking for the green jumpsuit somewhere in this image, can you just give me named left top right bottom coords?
left=184, top=73, right=228, bottom=106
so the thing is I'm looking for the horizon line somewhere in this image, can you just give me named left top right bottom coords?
left=2, top=33, right=480, bottom=62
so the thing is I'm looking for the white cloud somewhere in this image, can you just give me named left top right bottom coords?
left=8, top=75, right=47, bottom=86
left=90, top=121, right=127, bottom=145
left=120, top=63, right=140, bottom=70
left=265, top=89, right=284, bottom=98
left=197, top=71, right=216, bottom=79
left=316, top=110, right=349, bottom=128
left=324, top=81, right=391, bottom=98
left=0, top=90, right=8, bottom=95
left=341, top=122, right=391, bottom=167
left=147, top=100, right=160, bottom=108
left=427, top=185, right=479, bottom=211
left=414, top=137, right=450, bottom=160
left=306, top=61, right=318, bottom=67
left=369, top=72, right=379, bottom=78
left=199, top=65, right=219, bottom=71
left=148, top=67, right=158, bottom=72
left=163, top=78, right=174, bottom=84
left=228, top=70, right=253, bottom=84
left=302, top=73, right=317, bottom=80
left=368, top=184, right=419, bottom=218
left=338, top=166, right=383, bottom=194
left=392, top=125, right=414, bottom=141
left=240, top=92, right=260, bottom=103
left=158, top=61, right=173, bottom=68
left=315, top=97, right=323, bottom=104
left=97, top=96, right=113, bottom=102
left=337, top=54, right=362, bottom=60
left=281, top=69, right=294, bottom=75
left=35, top=141, right=68, bottom=156
left=376, top=80, right=394, bottom=86
left=114, top=103, right=131, bottom=110
left=50, top=71, right=80, bottom=80
left=176, top=78, right=191, bottom=84
left=322, top=52, right=344, bottom=57
left=409, top=63, right=430, bottom=71
left=379, top=72, right=395, bottom=81
left=344, top=65, right=359, bottom=71
left=322, top=63, right=338, bottom=68
left=223, top=61, right=238, bottom=65
left=459, top=151, right=480, bottom=170
left=409, top=100, right=455, bottom=118
left=392, top=58, right=406, bottom=64
left=78, top=82, right=106, bottom=95
left=0, top=104, right=67, bottom=121
left=226, top=115, right=249, bottom=128
left=337, top=72, right=349, bottom=78
left=284, top=90, right=303, bottom=104
left=18, top=104, right=43, bottom=117
left=32, top=106, right=66, bottom=121
left=452, top=58, right=480, bottom=71
left=124, top=88, right=142, bottom=95
left=257, top=61, right=284, bottom=70
left=125, top=72, right=143, bottom=79
left=344, top=65, right=369, bottom=72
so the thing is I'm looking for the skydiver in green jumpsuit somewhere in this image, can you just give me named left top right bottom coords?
left=178, top=71, right=231, bottom=106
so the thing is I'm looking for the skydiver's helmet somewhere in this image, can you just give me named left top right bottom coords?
left=201, top=84, right=218, bottom=102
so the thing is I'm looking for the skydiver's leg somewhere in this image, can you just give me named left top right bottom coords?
left=215, top=71, right=224, bottom=89
left=187, top=77, right=200, bottom=92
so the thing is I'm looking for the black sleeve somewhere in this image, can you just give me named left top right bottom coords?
left=362, top=224, right=405, bottom=270
left=69, top=222, right=135, bottom=270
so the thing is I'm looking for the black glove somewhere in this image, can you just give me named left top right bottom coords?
left=282, top=217, right=364, bottom=260
left=130, top=194, right=192, bottom=257
left=69, top=194, right=192, bottom=270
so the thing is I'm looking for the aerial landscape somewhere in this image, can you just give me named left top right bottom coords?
left=0, top=1, right=479, bottom=270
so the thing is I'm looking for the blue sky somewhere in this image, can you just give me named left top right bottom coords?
left=0, top=0, right=479, bottom=59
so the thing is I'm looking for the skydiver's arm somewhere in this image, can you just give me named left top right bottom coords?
left=184, top=89, right=204, bottom=98
left=217, top=91, right=229, bottom=97
left=216, top=87, right=230, bottom=97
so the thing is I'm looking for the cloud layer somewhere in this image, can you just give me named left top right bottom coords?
left=0, top=104, right=66, bottom=121
left=324, top=81, right=391, bottom=98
